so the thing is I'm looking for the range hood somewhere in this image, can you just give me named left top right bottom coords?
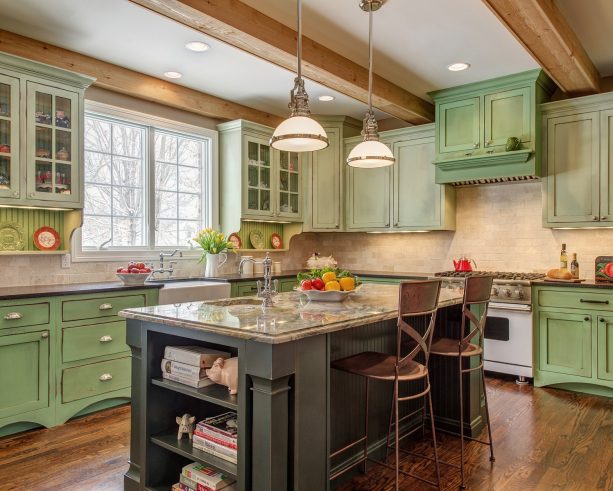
left=433, top=149, right=540, bottom=186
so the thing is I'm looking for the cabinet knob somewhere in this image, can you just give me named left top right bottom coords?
left=99, top=303, right=113, bottom=311
left=484, top=140, right=493, bottom=148
left=592, top=216, right=599, bottom=221
left=584, top=316, right=590, bottom=321
left=99, top=373, right=113, bottom=382
left=41, top=331, right=49, bottom=339
left=600, top=318, right=605, bottom=323
left=386, top=222, right=390, bottom=227
left=99, top=335, right=113, bottom=343
left=473, top=142, right=480, bottom=149
left=601, top=216, right=607, bottom=221
left=12, top=191, right=18, bottom=197
left=335, top=224, right=339, bottom=229
left=464, top=152, right=473, bottom=157
left=28, top=192, right=35, bottom=198
left=3, top=312, right=22, bottom=320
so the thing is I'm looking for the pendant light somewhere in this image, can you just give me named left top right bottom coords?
left=270, top=0, right=329, bottom=152
left=347, top=0, right=395, bottom=168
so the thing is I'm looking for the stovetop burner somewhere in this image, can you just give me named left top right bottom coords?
left=434, top=271, right=546, bottom=281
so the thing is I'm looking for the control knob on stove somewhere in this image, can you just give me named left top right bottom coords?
left=514, top=288, right=524, bottom=300
left=492, top=287, right=499, bottom=296
left=502, top=288, right=512, bottom=298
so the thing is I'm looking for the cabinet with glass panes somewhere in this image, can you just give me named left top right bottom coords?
left=0, top=53, right=93, bottom=208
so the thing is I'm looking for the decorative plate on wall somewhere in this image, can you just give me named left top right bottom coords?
left=270, top=233, right=283, bottom=249
left=249, top=230, right=265, bottom=249
left=0, top=222, right=25, bottom=251
left=228, top=233, right=242, bottom=249
left=33, top=226, right=61, bottom=251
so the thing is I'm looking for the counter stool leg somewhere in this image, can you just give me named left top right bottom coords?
left=427, top=375, right=442, bottom=490
left=481, top=365, right=495, bottom=462
left=363, top=377, right=370, bottom=473
left=459, top=355, right=466, bottom=490
left=395, top=378, right=400, bottom=491
left=386, top=386, right=395, bottom=463
left=421, top=379, right=428, bottom=439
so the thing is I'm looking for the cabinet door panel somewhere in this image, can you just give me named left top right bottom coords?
left=346, top=157, right=391, bottom=230
left=0, top=331, right=50, bottom=419
left=546, top=113, right=600, bottom=223
left=0, top=73, right=20, bottom=200
left=597, top=315, right=613, bottom=381
left=438, top=98, right=480, bottom=154
left=312, top=127, right=341, bottom=230
left=243, top=135, right=274, bottom=218
left=484, top=86, right=531, bottom=148
left=600, top=110, right=613, bottom=222
left=277, top=150, right=301, bottom=220
left=393, top=137, right=441, bottom=228
left=539, top=311, right=592, bottom=377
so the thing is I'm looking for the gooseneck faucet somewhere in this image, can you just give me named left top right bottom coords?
left=238, top=253, right=278, bottom=308
left=152, top=249, right=183, bottom=278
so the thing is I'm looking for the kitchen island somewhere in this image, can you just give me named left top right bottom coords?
left=121, top=283, right=485, bottom=491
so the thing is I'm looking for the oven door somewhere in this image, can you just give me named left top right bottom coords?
left=483, top=302, right=533, bottom=377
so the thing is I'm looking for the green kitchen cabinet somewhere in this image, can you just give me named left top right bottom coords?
left=533, top=284, right=613, bottom=397
left=0, top=52, right=93, bottom=208
left=429, top=69, right=555, bottom=184
left=230, top=277, right=297, bottom=297
left=597, top=315, right=613, bottom=382
left=278, top=277, right=298, bottom=292
left=599, top=109, right=613, bottom=222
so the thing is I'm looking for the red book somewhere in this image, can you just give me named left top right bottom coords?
left=194, top=429, right=238, bottom=450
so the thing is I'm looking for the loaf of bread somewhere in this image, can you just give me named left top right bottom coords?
left=547, top=268, right=573, bottom=280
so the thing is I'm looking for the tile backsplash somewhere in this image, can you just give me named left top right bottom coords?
left=2, top=180, right=611, bottom=287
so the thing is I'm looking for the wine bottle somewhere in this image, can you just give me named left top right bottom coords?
left=560, top=243, right=568, bottom=270
left=570, top=253, right=579, bottom=279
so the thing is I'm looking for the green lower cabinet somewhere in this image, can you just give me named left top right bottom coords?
left=597, top=315, right=613, bottom=381
left=231, top=278, right=298, bottom=297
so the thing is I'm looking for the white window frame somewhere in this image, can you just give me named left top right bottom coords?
left=72, top=101, right=219, bottom=262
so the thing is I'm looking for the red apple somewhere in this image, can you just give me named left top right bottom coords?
left=300, top=279, right=313, bottom=290
left=311, top=278, right=325, bottom=290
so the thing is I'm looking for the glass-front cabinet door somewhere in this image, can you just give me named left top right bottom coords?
left=0, top=73, right=20, bottom=199
left=26, top=82, right=79, bottom=204
left=243, top=135, right=273, bottom=217
left=277, top=150, right=301, bottom=219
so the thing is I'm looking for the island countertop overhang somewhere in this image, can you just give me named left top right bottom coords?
left=119, top=283, right=464, bottom=344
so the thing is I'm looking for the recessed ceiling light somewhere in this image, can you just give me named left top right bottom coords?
left=318, top=95, right=335, bottom=102
left=447, top=62, right=471, bottom=72
left=185, top=41, right=210, bottom=52
left=163, top=71, right=183, bottom=79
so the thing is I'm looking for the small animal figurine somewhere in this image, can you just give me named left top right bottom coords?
left=206, top=357, right=239, bottom=395
left=176, top=413, right=196, bottom=440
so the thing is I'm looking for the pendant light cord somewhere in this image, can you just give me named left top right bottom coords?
left=297, top=0, right=302, bottom=81
left=367, top=3, right=373, bottom=112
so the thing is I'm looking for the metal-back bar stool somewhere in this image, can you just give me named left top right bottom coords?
left=330, top=279, right=443, bottom=490
left=430, top=274, right=495, bottom=489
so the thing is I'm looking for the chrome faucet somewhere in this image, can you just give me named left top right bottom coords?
left=153, top=249, right=183, bottom=278
left=239, top=253, right=278, bottom=308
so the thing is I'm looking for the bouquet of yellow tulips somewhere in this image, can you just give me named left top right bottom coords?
left=192, top=228, right=237, bottom=262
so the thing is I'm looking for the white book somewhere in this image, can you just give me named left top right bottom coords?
left=161, top=358, right=206, bottom=379
left=192, top=440, right=238, bottom=464
left=164, top=346, right=231, bottom=368
left=193, top=434, right=237, bottom=457
left=162, top=372, right=214, bottom=389
left=182, top=463, right=236, bottom=490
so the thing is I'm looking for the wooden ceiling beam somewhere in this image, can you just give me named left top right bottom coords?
left=0, top=29, right=281, bottom=127
left=482, top=0, right=600, bottom=96
left=128, top=0, right=433, bottom=124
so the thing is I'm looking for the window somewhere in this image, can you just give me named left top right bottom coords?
left=76, top=102, right=217, bottom=260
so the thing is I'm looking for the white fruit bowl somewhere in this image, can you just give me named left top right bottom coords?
left=116, top=272, right=151, bottom=286
left=294, top=286, right=359, bottom=302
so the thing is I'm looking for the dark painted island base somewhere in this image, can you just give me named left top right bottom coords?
left=124, top=301, right=483, bottom=490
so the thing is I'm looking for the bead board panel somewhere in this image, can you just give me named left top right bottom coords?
left=236, top=220, right=284, bottom=250
left=0, top=208, right=65, bottom=251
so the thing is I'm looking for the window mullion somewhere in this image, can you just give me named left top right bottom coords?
left=148, top=126, right=156, bottom=249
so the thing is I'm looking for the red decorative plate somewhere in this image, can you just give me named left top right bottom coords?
left=270, top=233, right=283, bottom=249
left=228, top=232, right=242, bottom=249
left=33, top=226, right=61, bottom=251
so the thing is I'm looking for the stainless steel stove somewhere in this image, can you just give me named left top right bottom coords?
left=433, top=270, right=546, bottom=382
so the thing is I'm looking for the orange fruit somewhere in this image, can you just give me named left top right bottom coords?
left=339, top=277, right=355, bottom=291
left=324, top=280, right=341, bottom=291
left=321, top=271, right=337, bottom=284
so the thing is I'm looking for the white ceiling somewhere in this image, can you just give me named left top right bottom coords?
left=556, top=0, right=613, bottom=77
left=0, top=0, right=541, bottom=121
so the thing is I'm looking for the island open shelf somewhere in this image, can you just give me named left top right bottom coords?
left=151, top=378, right=238, bottom=411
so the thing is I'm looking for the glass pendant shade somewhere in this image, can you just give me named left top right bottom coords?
left=270, top=116, right=329, bottom=152
left=347, top=139, right=395, bottom=168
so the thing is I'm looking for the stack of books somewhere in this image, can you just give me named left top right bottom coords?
left=172, top=462, right=236, bottom=491
left=193, top=412, right=238, bottom=464
left=161, top=346, right=230, bottom=389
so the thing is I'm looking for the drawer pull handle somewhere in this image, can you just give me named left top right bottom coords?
left=3, top=312, right=22, bottom=320
left=99, top=303, right=113, bottom=311
left=41, top=331, right=49, bottom=339
left=99, top=373, right=113, bottom=382
left=584, top=316, right=590, bottom=321
left=600, top=318, right=605, bottom=322
left=99, top=335, right=113, bottom=343
left=579, top=299, right=609, bottom=305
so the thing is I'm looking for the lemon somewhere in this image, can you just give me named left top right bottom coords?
left=324, top=280, right=341, bottom=291
left=321, top=271, right=337, bottom=284
left=339, top=277, right=355, bottom=291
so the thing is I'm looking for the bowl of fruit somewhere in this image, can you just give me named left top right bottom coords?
left=295, top=268, right=359, bottom=302
left=116, top=262, right=153, bottom=285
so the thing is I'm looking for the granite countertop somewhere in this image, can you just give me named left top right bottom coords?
left=0, top=281, right=163, bottom=301
left=205, top=270, right=432, bottom=283
left=120, top=283, right=463, bottom=344
left=532, top=279, right=613, bottom=289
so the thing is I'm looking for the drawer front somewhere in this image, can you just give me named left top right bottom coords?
left=62, top=357, right=131, bottom=403
left=235, top=282, right=259, bottom=297
left=62, top=321, right=129, bottom=363
left=0, top=302, right=50, bottom=330
left=61, top=294, right=146, bottom=322
left=537, top=289, right=613, bottom=311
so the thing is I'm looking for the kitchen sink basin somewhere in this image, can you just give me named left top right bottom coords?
left=206, top=298, right=263, bottom=307
left=153, top=280, right=231, bottom=305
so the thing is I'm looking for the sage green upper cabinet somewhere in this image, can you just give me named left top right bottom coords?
left=0, top=52, right=93, bottom=209
left=429, top=69, right=555, bottom=185
left=597, top=315, right=613, bottom=382
left=437, top=97, right=480, bottom=155
left=0, top=73, right=20, bottom=200
left=218, top=120, right=303, bottom=233
left=541, top=92, right=613, bottom=227
left=303, top=116, right=361, bottom=232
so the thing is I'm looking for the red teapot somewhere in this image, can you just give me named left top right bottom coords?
left=453, top=256, right=477, bottom=272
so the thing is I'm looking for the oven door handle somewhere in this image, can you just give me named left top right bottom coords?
left=489, top=302, right=532, bottom=312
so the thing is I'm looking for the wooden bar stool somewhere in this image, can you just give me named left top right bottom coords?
left=330, top=279, right=443, bottom=490
left=430, top=274, right=495, bottom=489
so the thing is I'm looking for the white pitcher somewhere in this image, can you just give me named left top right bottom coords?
left=204, top=252, right=227, bottom=277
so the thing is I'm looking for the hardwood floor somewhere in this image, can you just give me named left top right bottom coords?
left=0, top=378, right=610, bottom=490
